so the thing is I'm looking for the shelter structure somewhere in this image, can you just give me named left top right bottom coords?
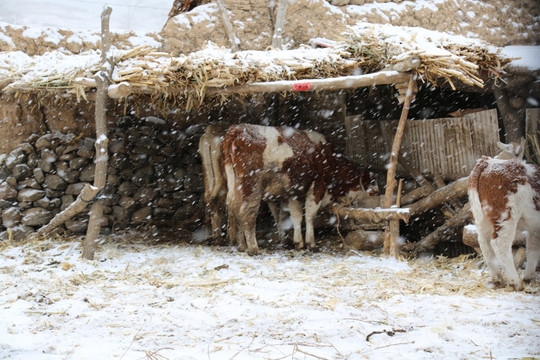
left=0, top=0, right=539, bottom=259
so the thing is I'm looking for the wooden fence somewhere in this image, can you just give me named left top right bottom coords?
left=345, top=109, right=500, bottom=181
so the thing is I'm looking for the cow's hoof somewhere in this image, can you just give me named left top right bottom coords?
left=247, top=248, right=259, bottom=256
left=487, top=280, right=504, bottom=289
left=294, top=244, right=304, bottom=251
left=237, top=245, right=247, bottom=252
left=509, top=282, right=524, bottom=291
left=307, top=244, right=317, bottom=252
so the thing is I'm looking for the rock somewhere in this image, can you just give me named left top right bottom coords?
left=112, top=206, right=129, bottom=223
left=76, top=145, right=94, bottom=159
left=79, top=164, right=95, bottom=182
left=35, top=197, right=51, bottom=209
left=118, top=182, right=138, bottom=196
left=5, top=148, right=27, bottom=169
left=0, top=225, right=33, bottom=242
left=41, top=148, right=58, bottom=164
left=35, top=134, right=53, bottom=149
left=17, top=178, right=41, bottom=190
left=107, top=174, right=122, bottom=186
left=0, top=165, right=11, bottom=181
left=0, top=199, right=14, bottom=209
left=65, top=219, right=88, bottom=233
left=119, top=196, right=136, bottom=209
left=12, top=164, right=32, bottom=180
left=109, top=138, right=127, bottom=153
left=59, top=169, right=80, bottom=184
left=0, top=181, right=18, bottom=200
left=45, top=188, right=62, bottom=198
left=157, top=176, right=182, bottom=192
left=49, top=198, right=61, bottom=208
left=61, top=195, right=74, bottom=210
left=134, top=187, right=158, bottom=205
left=131, top=206, right=152, bottom=224
left=33, top=168, right=45, bottom=183
left=183, top=173, right=203, bottom=192
left=5, top=176, right=17, bottom=188
left=38, top=159, right=54, bottom=173
left=59, top=153, right=75, bottom=161
left=69, top=157, right=88, bottom=170
left=132, top=166, right=153, bottom=186
left=173, top=168, right=186, bottom=180
left=43, top=174, right=68, bottom=191
left=21, top=208, right=53, bottom=226
left=2, top=207, right=22, bottom=228
left=66, top=182, right=86, bottom=195
left=18, top=201, right=32, bottom=209
left=17, top=189, right=45, bottom=202
left=174, top=203, right=196, bottom=221
left=27, top=153, right=39, bottom=168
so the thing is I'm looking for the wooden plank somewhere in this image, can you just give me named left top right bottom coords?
left=345, top=109, right=500, bottom=181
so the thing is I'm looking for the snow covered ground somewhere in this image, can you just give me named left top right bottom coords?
left=0, top=1, right=539, bottom=359
left=0, top=236, right=539, bottom=360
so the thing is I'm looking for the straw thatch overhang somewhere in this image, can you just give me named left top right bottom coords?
left=0, top=23, right=514, bottom=111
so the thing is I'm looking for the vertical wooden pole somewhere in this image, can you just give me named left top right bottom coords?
left=216, top=0, right=239, bottom=51
left=82, top=6, right=112, bottom=260
left=382, top=76, right=416, bottom=257
left=272, top=0, right=289, bottom=49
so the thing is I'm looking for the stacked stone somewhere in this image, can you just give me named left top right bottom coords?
left=0, top=117, right=205, bottom=241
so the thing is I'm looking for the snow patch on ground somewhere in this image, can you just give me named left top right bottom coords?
left=0, top=237, right=538, bottom=359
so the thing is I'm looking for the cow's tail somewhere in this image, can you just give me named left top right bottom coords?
left=468, top=156, right=489, bottom=222
left=199, top=130, right=225, bottom=201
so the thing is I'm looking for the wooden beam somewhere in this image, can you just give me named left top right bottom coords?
left=206, top=71, right=411, bottom=95
left=331, top=203, right=411, bottom=223
left=406, top=177, right=469, bottom=217
left=411, top=202, right=471, bottom=254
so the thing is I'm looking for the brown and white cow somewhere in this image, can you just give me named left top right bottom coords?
left=468, top=149, right=540, bottom=290
left=200, top=123, right=289, bottom=244
left=221, top=123, right=373, bottom=255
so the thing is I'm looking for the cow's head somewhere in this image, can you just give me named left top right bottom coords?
left=495, top=138, right=526, bottom=160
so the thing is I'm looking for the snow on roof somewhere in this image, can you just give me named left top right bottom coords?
left=501, top=45, right=540, bottom=71
left=0, top=21, right=527, bottom=108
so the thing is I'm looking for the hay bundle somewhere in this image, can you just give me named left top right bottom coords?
left=342, top=23, right=513, bottom=89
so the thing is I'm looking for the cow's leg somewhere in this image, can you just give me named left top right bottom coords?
left=476, top=223, right=504, bottom=285
left=288, top=198, right=304, bottom=250
left=304, top=194, right=321, bottom=251
left=524, top=230, right=540, bottom=282
left=210, top=199, right=224, bottom=241
left=492, top=218, right=523, bottom=290
left=267, top=202, right=285, bottom=242
left=238, top=198, right=261, bottom=256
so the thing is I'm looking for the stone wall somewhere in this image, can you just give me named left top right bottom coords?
left=0, top=117, right=206, bottom=241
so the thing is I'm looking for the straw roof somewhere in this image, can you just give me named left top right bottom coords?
left=0, top=23, right=513, bottom=109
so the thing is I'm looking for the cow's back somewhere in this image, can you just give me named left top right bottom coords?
left=468, top=157, right=540, bottom=232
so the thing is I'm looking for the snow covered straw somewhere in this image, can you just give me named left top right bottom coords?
left=0, top=23, right=513, bottom=109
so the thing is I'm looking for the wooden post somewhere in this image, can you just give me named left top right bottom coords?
left=382, top=76, right=416, bottom=257
left=216, top=0, right=239, bottom=51
left=82, top=6, right=112, bottom=260
left=35, top=7, right=113, bottom=245
left=272, top=0, right=289, bottom=49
